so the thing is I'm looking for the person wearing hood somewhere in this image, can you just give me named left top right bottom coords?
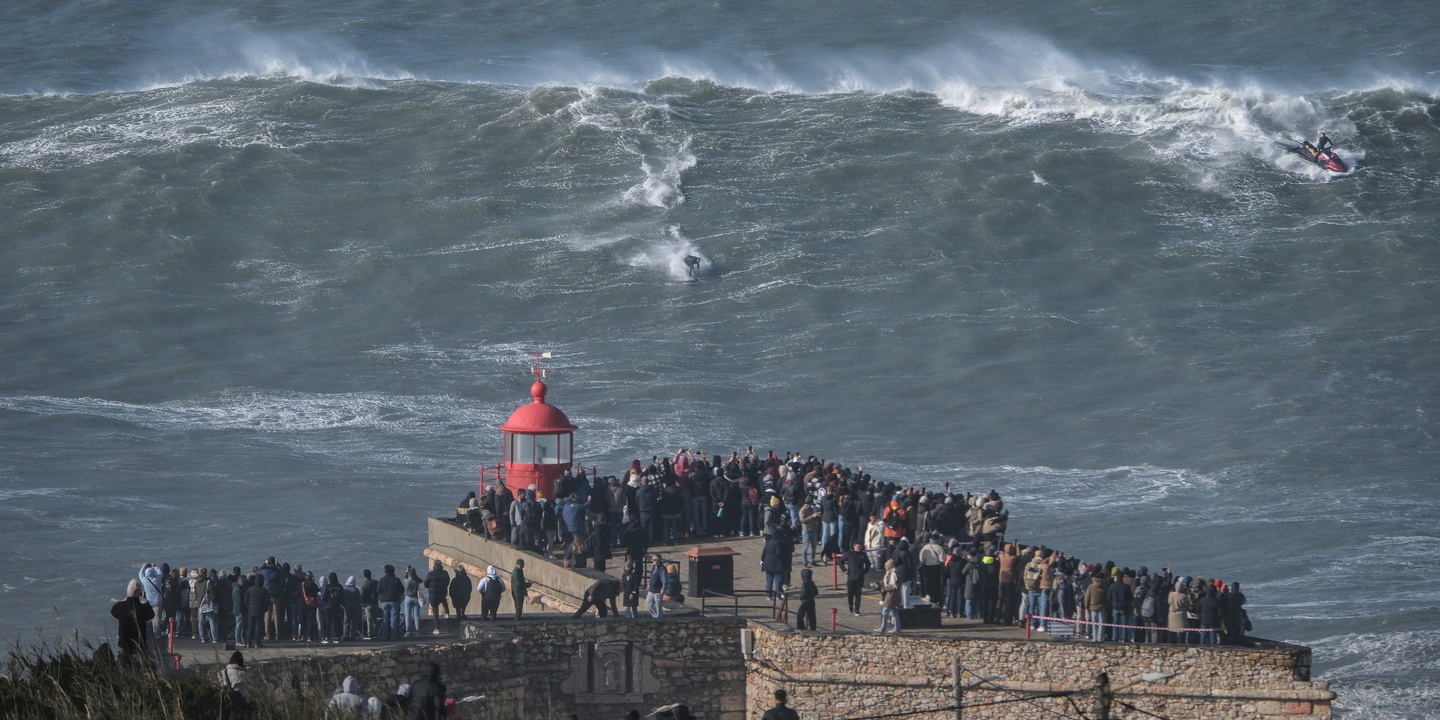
left=424, top=561, right=451, bottom=635
left=407, top=663, right=446, bottom=720
left=342, top=576, right=362, bottom=641
left=477, top=565, right=505, bottom=621
left=328, top=675, right=367, bottom=717
left=760, top=529, right=788, bottom=601
left=385, top=684, right=412, bottom=718
left=795, top=568, right=819, bottom=631
left=137, top=564, right=165, bottom=632
left=881, top=497, right=907, bottom=541
left=111, top=578, right=155, bottom=666
left=448, top=566, right=472, bottom=622
left=455, top=491, right=477, bottom=523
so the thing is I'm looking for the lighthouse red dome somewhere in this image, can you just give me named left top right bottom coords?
left=499, top=379, right=577, bottom=433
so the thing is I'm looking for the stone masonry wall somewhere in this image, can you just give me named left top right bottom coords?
left=245, top=617, right=747, bottom=720
left=745, top=621, right=1334, bottom=720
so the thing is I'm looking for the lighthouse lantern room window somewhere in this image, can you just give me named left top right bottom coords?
left=506, top=431, right=571, bottom=465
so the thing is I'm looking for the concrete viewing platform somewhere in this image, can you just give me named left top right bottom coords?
left=424, top=518, right=1038, bottom=637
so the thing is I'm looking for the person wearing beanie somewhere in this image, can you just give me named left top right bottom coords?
left=111, top=578, right=154, bottom=666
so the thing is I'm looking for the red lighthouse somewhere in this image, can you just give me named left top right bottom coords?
left=496, top=370, right=577, bottom=500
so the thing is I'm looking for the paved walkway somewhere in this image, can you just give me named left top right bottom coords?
left=614, top=532, right=1028, bottom=638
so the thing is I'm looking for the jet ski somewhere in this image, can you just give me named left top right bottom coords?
left=1275, top=139, right=1348, bottom=173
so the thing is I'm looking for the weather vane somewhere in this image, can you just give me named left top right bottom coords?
left=526, top=347, right=553, bottom=379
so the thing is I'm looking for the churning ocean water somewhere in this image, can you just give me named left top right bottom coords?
left=2, top=0, right=1439, bottom=716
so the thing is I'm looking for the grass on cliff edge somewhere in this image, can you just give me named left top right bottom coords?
left=0, top=642, right=326, bottom=720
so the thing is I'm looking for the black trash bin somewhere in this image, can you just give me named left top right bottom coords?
left=685, top=545, right=740, bottom=598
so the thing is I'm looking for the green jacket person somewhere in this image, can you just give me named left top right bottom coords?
left=511, top=559, right=534, bottom=620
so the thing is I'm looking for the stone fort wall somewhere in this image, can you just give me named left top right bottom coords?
left=745, top=620, right=1332, bottom=720
left=244, top=617, right=748, bottom=720
left=239, top=616, right=1331, bottom=720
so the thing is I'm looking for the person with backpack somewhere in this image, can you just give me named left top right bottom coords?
left=1136, top=578, right=1158, bottom=643
left=739, top=479, right=760, bottom=537
left=319, top=572, right=344, bottom=643
left=477, top=565, right=505, bottom=621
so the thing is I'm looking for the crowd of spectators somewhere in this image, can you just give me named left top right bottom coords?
left=130, top=558, right=473, bottom=654
left=119, top=445, right=1249, bottom=680
left=456, top=446, right=1251, bottom=644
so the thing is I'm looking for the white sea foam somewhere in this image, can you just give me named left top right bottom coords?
left=0, top=93, right=294, bottom=171
left=133, top=20, right=409, bottom=89
left=622, top=141, right=696, bottom=209
left=622, top=226, right=712, bottom=281
left=0, top=391, right=498, bottom=435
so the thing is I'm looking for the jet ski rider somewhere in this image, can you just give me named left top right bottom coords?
left=1316, top=132, right=1333, bottom=152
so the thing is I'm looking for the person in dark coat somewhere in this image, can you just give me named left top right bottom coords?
left=111, top=579, right=155, bottom=666
left=407, top=662, right=446, bottom=720
left=761, top=532, right=789, bottom=600
left=589, top=519, right=613, bottom=572
left=623, top=518, right=649, bottom=565
left=244, top=573, right=269, bottom=647
left=573, top=577, right=622, bottom=618
left=423, top=561, right=450, bottom=635
left=839, top=541, right=870, bottom=615
left=1197, top=586, right=1222, bottom=645
left=449, top=566, right=472, bottom=621
left=795, top=568, right=819, bottom=630
left=761, top=688, right=800, bottom=720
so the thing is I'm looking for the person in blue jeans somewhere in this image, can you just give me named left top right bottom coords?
left=375, top=564, right=404, bottom=640
left=402, top=567, right=423, bottom=636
